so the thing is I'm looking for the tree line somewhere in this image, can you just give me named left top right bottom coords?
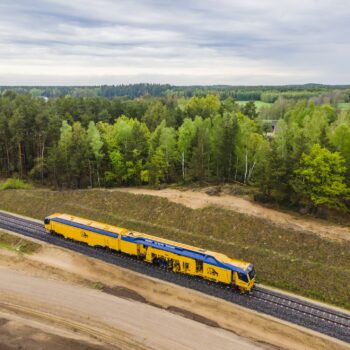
left=1, top=83, right=349, bottom=101
left=0, top=91, right=349, bottom=212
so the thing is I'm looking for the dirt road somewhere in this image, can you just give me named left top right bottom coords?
left=118, top=187, right=350, bottom=241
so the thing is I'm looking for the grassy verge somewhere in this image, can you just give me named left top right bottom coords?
left=0, top=189, right=349, bottom=309
left=0, top=231, right=40, bottom=254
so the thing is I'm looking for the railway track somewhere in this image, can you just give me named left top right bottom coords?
left=251, top=287, right=350, bottom=329
left=0, top=211, right=349, bottom=343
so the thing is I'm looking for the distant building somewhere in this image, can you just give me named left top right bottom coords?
left=38, top=96, right=49, bottom=102
left=263, top=119, right=278, bottom=138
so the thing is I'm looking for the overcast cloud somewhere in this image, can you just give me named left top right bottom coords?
left=0, top=0, right=349, bottom=85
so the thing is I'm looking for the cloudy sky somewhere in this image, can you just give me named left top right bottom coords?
left=0, top=0, right=349, bottom=85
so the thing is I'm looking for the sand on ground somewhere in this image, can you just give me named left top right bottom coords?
left=117, top=187, right=350, bottom=241
left=0, top=237, right=348, bottom=350
left=0, top=266, right=263, bottom=350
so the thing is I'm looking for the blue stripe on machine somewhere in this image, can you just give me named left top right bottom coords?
left=121, top=236, right=246, bottom=273
left=51, top=217, right=118, bottom=238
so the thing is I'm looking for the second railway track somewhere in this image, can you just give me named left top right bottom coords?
left=0, top=211, right=349, bottom=343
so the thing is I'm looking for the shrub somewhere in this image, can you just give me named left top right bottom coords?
left=0, top=178, right=32, bottom=190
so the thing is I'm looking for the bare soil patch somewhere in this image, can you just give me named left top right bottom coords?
left=119, top=187, right=350, bottom=242
left=103, top=285, right=220, bottom=328
left=0, top=312, right=114, bottom=350
left=102, top=285, right=148, bottom=303
left=166, top=306, right=220, bottom=328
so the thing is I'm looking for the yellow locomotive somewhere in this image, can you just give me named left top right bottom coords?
left=44, top=213, right=255, bottom=292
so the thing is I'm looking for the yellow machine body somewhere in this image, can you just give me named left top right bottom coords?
left=44, top=213, right=255, bottom=292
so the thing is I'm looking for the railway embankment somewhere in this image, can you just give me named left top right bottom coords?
left=0, top=188, right=349, bottom=310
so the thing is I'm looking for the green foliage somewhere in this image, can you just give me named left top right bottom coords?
left=189, top=117, right=212, bottom=180
left=142, top=100, right=169, bottom=131
left=148, top=147, right=168, bottom=185
left=87, top=121, right=104, bottom=187
left=292, top=144, right=349, bottom=209
left=216, top=113, right=239, bottom=181
left=103, top=116, right=150, bottom=186
left=107, top=150, right=125, bottom=184
left=329, top=123, right=350, bottom=177
left=241, top=101, right=258, bottom=119
left=0, top=178, right=32, bottom=190
left=148, top=121, right=177, bottom=184
left=87, top=121, right=103, bottom=161
left=0, top=90, right=349, bottom=213
left=185, top=94, right=221, bottom=119
left=91, top=281, right=105, bottom=290
left=2, top=83, right=349, bottom=101
left=178, top=118, right=196, bottom=180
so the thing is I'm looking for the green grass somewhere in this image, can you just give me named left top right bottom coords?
left=337, top=102, right=350, bottom=110
left=0, top=231, right=40, bottom=254
left=0, top=178, right=32, bottom=190
left=0, top=188, right=349, bottom=309
left=236, top=100, right=272, bottom=110
left=91, top=281, right=105, bottom=290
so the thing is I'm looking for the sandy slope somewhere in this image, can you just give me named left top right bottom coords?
left=0, top=267, right=263, bottom=350
left=0, top=238, right=348, bottom=350
left=0, top=309, right=113, bottom=350
left=118, top=188, right=350, bottom=241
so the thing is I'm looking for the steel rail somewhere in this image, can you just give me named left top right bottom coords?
left=251, top=287, right=350, bottom=329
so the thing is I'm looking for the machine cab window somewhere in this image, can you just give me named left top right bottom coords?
left=237, top=272, right=249, bottom=283
left=44, top=218, right=50, bottom=225
left=248, top=267, right=256, bottom=280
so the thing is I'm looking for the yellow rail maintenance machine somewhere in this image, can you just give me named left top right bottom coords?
left=44, top=213, right=255, bottom=292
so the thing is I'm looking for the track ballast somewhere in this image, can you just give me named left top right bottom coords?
left=0, top=211, right=349, bottom=343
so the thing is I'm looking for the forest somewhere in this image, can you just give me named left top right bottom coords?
left=0, top=86, right=349, bottom=214
left=1, top=83, right=350, bottom=100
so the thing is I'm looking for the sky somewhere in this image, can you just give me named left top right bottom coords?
left=0, top=0, right=349, bottom=86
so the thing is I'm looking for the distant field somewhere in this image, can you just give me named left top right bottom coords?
left=337, top=102, right=350, bottom=110
left=0, top=188, right=349, bottom=309
left=236, top=100, right=272, bottom=110
left=238, top=101, right=350, bottom=111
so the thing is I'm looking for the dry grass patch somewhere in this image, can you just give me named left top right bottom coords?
left=0, top=231, right=40, bottom=254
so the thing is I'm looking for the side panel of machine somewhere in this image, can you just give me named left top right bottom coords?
left=145, top=246, right=197, bottom=274
left=120, top=239, right=139, bottom=255
left=50, top=220, right=119, bottom=250
left=142, top=245, right=233, bottom=284
left=203, top=263, right=232, bottom=284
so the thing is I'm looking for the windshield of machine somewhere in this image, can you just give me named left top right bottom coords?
left=248, top=267, right=256, bottom=280
left=237, top=272, right=249, bottom=283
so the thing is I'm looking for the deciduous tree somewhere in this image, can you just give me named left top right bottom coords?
left=292, top=144, right=349, bottom=210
